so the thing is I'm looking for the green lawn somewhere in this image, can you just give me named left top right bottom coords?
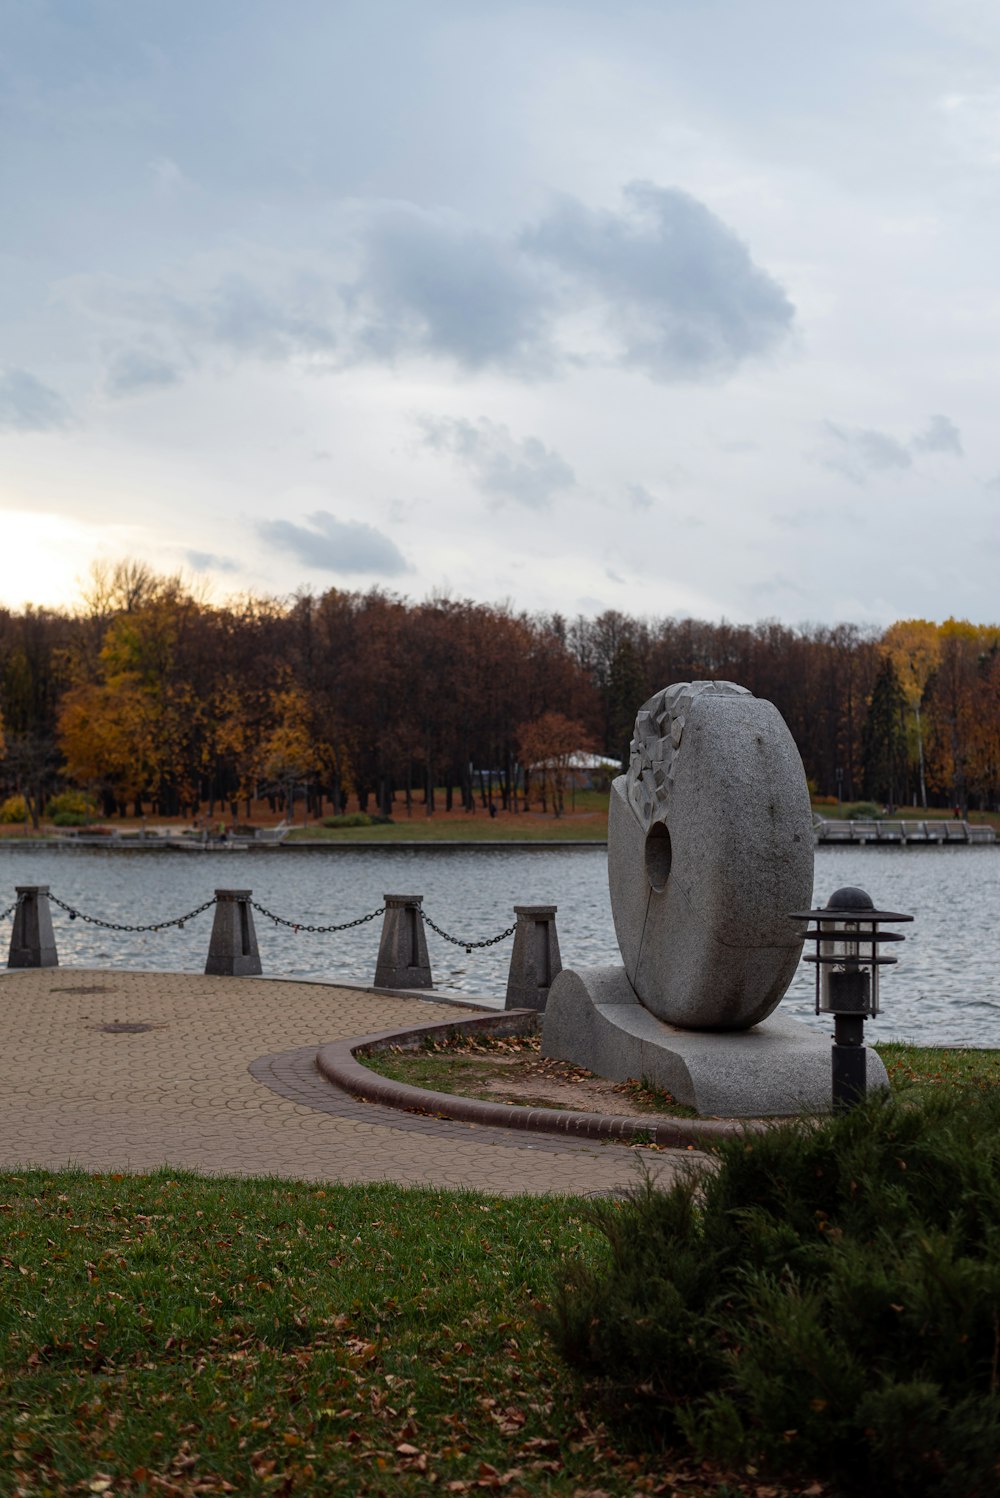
left=0, top=1170, right=766, bottom=1497
left=286, top=815, right=607, bottom=844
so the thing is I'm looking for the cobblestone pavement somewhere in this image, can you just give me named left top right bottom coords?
left=0, top=969, right=705, bottom=1196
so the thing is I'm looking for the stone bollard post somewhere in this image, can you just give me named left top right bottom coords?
left=8, top=886, right=59, bottom=969
left=504, top=904, right=562, bottom=1011
left=205, top=889, right=262, bottom=977
left=374, top=894, right=433, bottom=990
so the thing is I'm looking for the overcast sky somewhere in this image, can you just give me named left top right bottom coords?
left=2, top=0, right=998, bottom=626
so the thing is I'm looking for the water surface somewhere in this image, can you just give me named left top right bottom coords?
left=0, top=844, right=996, bottom=1046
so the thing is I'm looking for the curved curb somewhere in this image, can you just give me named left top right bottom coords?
left=315, top=1009, right=761, bottom=1148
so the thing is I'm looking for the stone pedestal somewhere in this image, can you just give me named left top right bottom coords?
left=504, top=905, right=562, bottom=1012
left=374, top=894, right=433, bottom=990
left=8, top=886, right=58, bottom=969
left=541, top=966, right=888, bottom=1117
left=204, top=889, right=262, bottom=977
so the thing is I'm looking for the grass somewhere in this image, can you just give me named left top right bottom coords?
left=361, top=1033, right=699, bottom=1118
left=0, top=1169, right=801, bottom=1498
left=286, top=811, right=608, bottom=844
left=876, top=1041, right=1000, bottom=1094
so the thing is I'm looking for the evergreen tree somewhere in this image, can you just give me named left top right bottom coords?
left=862, top=656, right=909, bottom=806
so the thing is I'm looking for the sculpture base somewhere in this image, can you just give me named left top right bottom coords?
left=541, top=966, right=888, bottom=1117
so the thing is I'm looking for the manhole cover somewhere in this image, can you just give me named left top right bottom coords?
left=99, top=1022, right=157, bottom=1035
left=53, top=986, right=118, bottom=995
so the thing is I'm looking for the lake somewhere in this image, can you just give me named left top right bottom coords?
left=0, top=844, right=997, bottom=1047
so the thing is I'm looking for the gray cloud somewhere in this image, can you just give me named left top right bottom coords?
left=106, top=346, right=182, bottom=396
left=911, top=413, right=963, bottom=456
left=0, top=367, right=71, bottom=431
left=420, top=416, right=575, bottom=508
left=627, top=483, right=656, bottom=511
left=257, top=511, right=409, bottom=575
left=523, top=181, right=795, bottom=380
left=821, top=413, right=964, bottom=483
left=185, top=550, right=240, bottom=573
left=350, top=203, right=554, bottom=374
left=68, top=183, right=793, bottom=391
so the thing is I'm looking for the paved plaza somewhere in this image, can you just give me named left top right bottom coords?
left=0, top=968, right=703, bottom=1196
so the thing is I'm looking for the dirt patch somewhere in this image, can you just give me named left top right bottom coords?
left=362, top=1033, right=698, bottom=1119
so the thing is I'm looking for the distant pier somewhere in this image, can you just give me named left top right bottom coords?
left=814, top=818, right=996, bottom=846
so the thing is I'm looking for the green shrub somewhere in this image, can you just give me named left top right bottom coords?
left=842, top=800, right=884, bottom=820
left=46, top=790, right=98, bottom=827
left=322, top=811, right=372, bottom=828
left=542, top=1090, right=1000, bottom=1496
left=0, top=794, right=27, bottom=823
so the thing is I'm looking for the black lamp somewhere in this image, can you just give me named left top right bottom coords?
left=789, top=886, right=912, bottom=1110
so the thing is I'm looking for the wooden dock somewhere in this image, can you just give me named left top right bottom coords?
left=814, top=818, right=996, bottom=845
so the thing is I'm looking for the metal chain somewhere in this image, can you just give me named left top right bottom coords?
left=421, top=910, right=517, bottom=954
left=47, top=893, right=218, bottom=933
left=250, top=900, right=385, bottom=935
left=0, top=898, right=22, bottom=922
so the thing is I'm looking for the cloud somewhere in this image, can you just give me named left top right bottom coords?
left=824, top=423, right=913, bottom=480
left=0, top=368, right=71, bottom=431
left=349, top=203, right=554, bottom=374
left=911, top=413, right=963, bottom=456
left=523, top=181, right=795, bottom=380
left=420, top=416, right=575, bottom=508
left=821, top=413, right=964, bottom=483
left=627, top=484, right=656, bottom=511
left=64, top=183, right=793, bottom=391
left=106, top=346, right=182, bottom=396
left=185, top=550, right=240, bottom=574
left=257, top=511, right=409, bottom=575
left=63, top=262, right=339, bottom=385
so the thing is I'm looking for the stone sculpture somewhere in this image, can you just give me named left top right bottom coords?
left=541, top=681, right=888, bottom=1115
left=609, top=680, right=813, bottom=1029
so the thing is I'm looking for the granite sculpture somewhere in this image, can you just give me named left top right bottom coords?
left=541, top=681, right=889, bottom=1115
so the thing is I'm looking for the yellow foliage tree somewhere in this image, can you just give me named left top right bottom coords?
left=881, top=619, right=941, bottom=807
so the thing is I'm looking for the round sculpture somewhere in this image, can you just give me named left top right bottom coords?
left=608, top=680, right=814, bottom=1030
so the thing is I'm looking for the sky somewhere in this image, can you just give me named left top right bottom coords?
left=2, top=0, right=999, bottom=627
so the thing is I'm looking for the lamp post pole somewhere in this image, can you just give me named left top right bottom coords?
left=790, top=887, right=912, bottom=1112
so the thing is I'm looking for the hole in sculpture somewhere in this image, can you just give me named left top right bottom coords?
left=644, top=822, right=672, bottom=892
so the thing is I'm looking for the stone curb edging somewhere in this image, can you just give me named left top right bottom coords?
left=315, top=1009, right=760, bottom=1148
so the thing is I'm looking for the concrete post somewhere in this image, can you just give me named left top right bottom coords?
left=205, top=889, right=262, bottom=977
left=8, top=886, right=58, bottom=969
left=505, top=904, right=561, bottom=1012
left=374, top=894, right=433, bottom=990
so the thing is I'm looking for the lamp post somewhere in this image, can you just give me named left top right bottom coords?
left=790, top=887, right=912, bottom=1111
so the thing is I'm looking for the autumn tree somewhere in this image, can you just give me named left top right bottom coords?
left=517, top=712, right=592, bottom=817
left=882, top=618, right=940, bottom=807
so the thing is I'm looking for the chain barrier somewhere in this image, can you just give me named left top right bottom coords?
left=7, top=888, right=518, bottom=957
left=47, top=893, right=218, bottom=933
left=421, top=910, right=517, bottom=954
left=250, top=900, right=386, bottom=935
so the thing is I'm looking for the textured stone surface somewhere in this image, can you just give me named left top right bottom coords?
left=204, top=889, right=262, bottom=977
left=374, top=895, right=433, bottom=989
left=542, top=966, right=888, bottom=1116
left=608, top=681, right=813, bottom=1030
left=0, top=967, right=694, bottom=1195
left=504, top=905, right=562, bottom=1012
left=9, top=885, right=59, bottom=969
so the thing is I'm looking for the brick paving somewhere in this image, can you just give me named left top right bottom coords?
left=0, top=969, right=705, bottom=1196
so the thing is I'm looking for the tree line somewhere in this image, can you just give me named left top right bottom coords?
left=0, top=562, right=996, bottom=824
